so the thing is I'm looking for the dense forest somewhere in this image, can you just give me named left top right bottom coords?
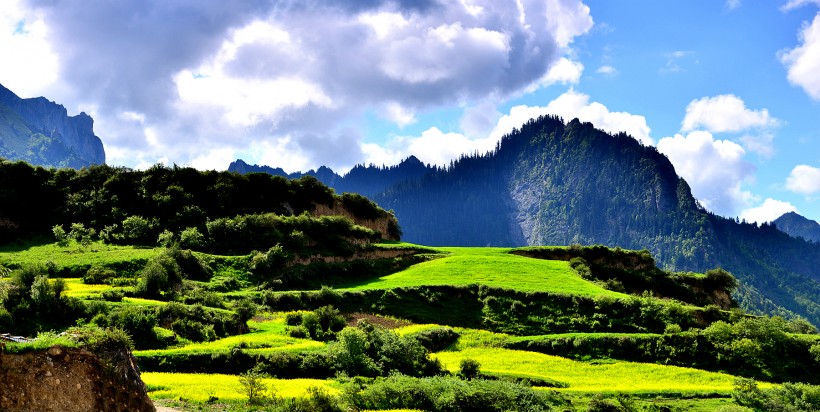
left=0, top=161, right=399, bottom=244
left=230, top=155, right=438, bottom=198
left=235, top=116, right=820, bottom=327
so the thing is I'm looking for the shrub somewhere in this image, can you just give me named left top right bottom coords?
left=83, top=266, right=117, bottom=284
left=459, top=358, right=481, bottom=380
left=289, top=325, right=309, bottom=339
left=102, top=289, right=124, bottom=302
left=52, top=225, right=69, bottom=246
left=285, top=312, right=303, bottom=326
left=179, top=227, right=206, bottom=250
left=157, top=229, right=175, bottom=247
left=414, top=327, right=460, bottom=352
left=238, top=367, right=270, bottom=405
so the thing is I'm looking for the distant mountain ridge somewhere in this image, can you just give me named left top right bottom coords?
left=229, top=155, right=438, bottom=198
left=774, top=212, right=820, bottom=243
left=231, top=116, right=820, bottom=326
left=0, top=83, right=105, bottom=168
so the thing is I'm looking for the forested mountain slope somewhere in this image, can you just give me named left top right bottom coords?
left=0, top=83, right=105, bottom=168
left=235, top=116, right=820, bottom=325
left=774, top=211, right=820, bottom=243
left=229, top=155, right=437, bottom=198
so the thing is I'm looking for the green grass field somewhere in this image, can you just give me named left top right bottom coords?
left=343, top=247, right=624, bottom=297
left=142, top=372, right=338, bottom=403
left=134, top=314, right=325, bottom=358
left=433, top=347, right=773, bottom=394
left=0, top=241, right=158, bottom=268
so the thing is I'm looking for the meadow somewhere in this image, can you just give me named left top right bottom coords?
left=142, top=372, right=339, bottom=403
left=0, top=241, right=158, bottom=269
left=134, top=314, right=326, bottom=358
left=432, top=347, right=772, bottom=395
left=343, top=247, right=624, bottom=298
left=3, top=239, right=803, bottom=411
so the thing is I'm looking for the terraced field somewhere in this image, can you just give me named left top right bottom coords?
left=344, top=247, right=624, bottom=297
left=2, top=241, right=799, bottom=411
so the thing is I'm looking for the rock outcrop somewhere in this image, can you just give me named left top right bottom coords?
left=0, top=345, right=154, bottom=412
left=0, top=83, right=105, bottom=168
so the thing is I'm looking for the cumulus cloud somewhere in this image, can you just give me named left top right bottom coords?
left=780, top=13, right=820, bottom=100
left=657, top=131, right=756, bottom=216
left=739, top=198, right=798, bottom=224
left=0, top=0, right=58, bottom=97
left=9, top=0, right=593, bottom=170
left=361, top=89, right=654, bottom=169
left=681, top=94, right=778, bottom=133
left=680, top=94, right=779, bottom=157
left=785, top=164, right=820, bottom=195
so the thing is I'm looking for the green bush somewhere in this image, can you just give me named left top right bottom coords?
left=414, top=327, right=460, bottom=352
left=179, top=227, right=206, bottom=250
left=459, top=358, right=481, bottom=380
left=344, top=375, right=567, bottom=412
left=83, top=266, right=117, bottom=284
left=285, top=312, right=303, bottom=326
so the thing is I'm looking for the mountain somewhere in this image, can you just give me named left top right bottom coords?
left=774, top=212, right=820, bottom=243
left=229, top=155, right=438, bottom=198
left=232, top=116, right=820, bottom=326
left=0, top=83, right=105, bottom=168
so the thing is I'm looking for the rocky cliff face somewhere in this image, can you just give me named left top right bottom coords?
left=0, top=345, right=154, bottom=412
left=0, top=83, right=105, bottom=168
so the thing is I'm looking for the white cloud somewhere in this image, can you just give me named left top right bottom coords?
left=781, top=0, right=820, bottom=12
left=383, top=102, right=417, bottom=127
left=8, top=0, right=594, bottom=170
left=780, top=13, right=820, bottom=100
left=657, top=131, right=756, bottom=215
left=0, top=0, right=59, bottom=97
left=740, top=198, right=798, bottom=224
left=681, top=94, right=778, bottom=133
left=785, top=164, right=820, bottom=195
left=362, top=89, right=654, bottom=169
left=726, top=0, right=741, bottom=10
left=596, top=65, right=618, bottom=77
left=541, top=57, right=584, bottom=85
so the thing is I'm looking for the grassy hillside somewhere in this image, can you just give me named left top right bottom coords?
left=343, top=247, right=621, bottom=297
left=2, top=235, right=819, bottom=410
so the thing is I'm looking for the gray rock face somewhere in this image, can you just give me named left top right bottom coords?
left=0, top=83, right=105, bottom=168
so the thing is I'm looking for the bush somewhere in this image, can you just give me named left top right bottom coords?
left=285, top=312, right=303, bottom=326
left=119, top=215, right=156, bottom=244
left=157, top=230, right=175, bottom=247
left=289, top=325, right=309, bottom=339
left=179, top=227, right=206, bottom=250
left=414, top=327, right=460, bottom=352
left=459, top=358, right=481, bottom=380
left=52, top=225, right=69, bottom=247
left=238, top=367, right=270, bottom=405
left=83, top=266, right=117, bottom=284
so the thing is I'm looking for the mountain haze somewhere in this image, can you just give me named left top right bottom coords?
left=774, top=212, right=820, bottom=243
left=232, top=116, right=820, bottom=325
left=0, top=83, right=105, bottom=168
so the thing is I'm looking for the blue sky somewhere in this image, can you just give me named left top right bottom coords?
left=1, top=0, right=819, bottom=222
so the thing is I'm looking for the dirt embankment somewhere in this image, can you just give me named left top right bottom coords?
left=0, top=345, right=155, bottom=412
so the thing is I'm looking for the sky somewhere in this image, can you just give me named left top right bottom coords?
left=2, top=0, right=820, bottom=223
